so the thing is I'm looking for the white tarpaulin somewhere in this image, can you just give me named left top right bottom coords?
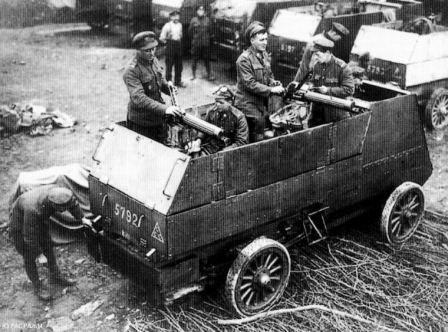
left=47, top=0, right=76, bottom=9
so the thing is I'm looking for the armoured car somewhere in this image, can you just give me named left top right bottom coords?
left=350, top=22, right=448, bottom=129
left=85, top=83, right=432, bottom=316
left=268, top=0, right=423, bottom=85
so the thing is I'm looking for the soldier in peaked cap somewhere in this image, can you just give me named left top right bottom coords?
left=123, top=31, right=180, bottom=143
left=9, top=186, right=88, bottom=301
left=291, top=22, right=349, bottom=86
left=304, top=36, right=354, bottom=126
left=235, top=21, right=285, bottom=142
left=186, top=86, right=249, bottom=156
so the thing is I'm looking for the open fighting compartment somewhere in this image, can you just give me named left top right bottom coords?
left=86, top=83, right=431, bottom=311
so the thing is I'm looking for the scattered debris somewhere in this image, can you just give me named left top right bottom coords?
left=47, top=316, right=75, bottom=332
left=71, top=300, right=104, bottom=321
left=0, top=103, right=77, bottom=137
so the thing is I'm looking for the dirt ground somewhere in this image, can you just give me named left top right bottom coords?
left=0, top=24, right=447, bottom=332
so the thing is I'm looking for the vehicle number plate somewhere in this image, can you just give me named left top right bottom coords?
left=114, top=203, right=144, bottom=228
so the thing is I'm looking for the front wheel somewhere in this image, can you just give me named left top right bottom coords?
left=425, top=88, right=448, bottom=130
left=380, top=182, right=425, bottom=245
left=225, top=237, right=291, bottom=317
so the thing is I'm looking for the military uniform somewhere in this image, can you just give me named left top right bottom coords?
left=123, top=53, right=171, bottom=142
left=294, top=23, right=349, bottom=84
left=189, top=13, right=213, bottom=80
left=198, top=102, right=248, bottom=154
left=235, top=46, right=276, bottom=142
left=9, top=186, right=82, bottom=300
left=309, top=54, right=355, bottom=125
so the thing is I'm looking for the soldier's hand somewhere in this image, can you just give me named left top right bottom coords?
left=166, top=106, right=182, bottom=117
left=286, top=81, right=299, bottom=94
left=185, top=139, right=201, bottom=154
left=317, top=86, right=329, bottom=94
left=271, top=85, right=285, bottom=95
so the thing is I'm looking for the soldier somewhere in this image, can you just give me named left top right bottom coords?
left=303, top=36, right=355, bottom=126
left=292, top=22, right=349, bottom=85
left=9, top=186, right=88, bottom=301
left=186, top=86, right=248, bottom=156
left=189, top=5, right=214, bottom=81
left=234, top=21, right=285, bottom=142
left=160, top=10, right=185, bottom=88
left=123, top=31, right=180, bottom=143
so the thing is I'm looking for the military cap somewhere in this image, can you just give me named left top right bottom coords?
left=331, top=22, right=349, bottom=36
left=197, top=5, right=205, bottom=11
left=311, top=36, right=334, bottom=52
left=245, top=21, right=266, bottom=41
left=212, top=85, right=235, bottom=101
left=48, top=187, right=83, bottom=220
left=132, top=31, right=158, bottom=50
left=169, top=10, right=180, bottom=16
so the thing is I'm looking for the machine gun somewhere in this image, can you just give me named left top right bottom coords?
left=287, top=84, right=371, bottom=113
left=167, top=82, right=224, bottom=138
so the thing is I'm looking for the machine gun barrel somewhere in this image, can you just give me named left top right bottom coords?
left=168, top=81, right=224, bottom=138
left=292, top=87, right=371, bottom=112
left=181, top=113, right=224, bottom=138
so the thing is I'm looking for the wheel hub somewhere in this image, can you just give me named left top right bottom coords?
left=254, top=268, right=271, bottom=287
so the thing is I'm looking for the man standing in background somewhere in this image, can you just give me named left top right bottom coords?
left=160, top=10, right=185, bottom=88
left=189, top=5, right=215, bottom=81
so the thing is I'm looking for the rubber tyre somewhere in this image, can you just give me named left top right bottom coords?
left=225, top=237, right=291, bottom=317
left=380, top=182, right=425, bottom=245
left=425, top=88, right=448, bottom=130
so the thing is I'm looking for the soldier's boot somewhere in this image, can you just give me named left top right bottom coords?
left=191, top=67, right=197, bottom=81
left=207, top=72, right=215, bottom=81
left=49, top=266, right=76, bottom=287
left=33, top=281, right=52, bottom=301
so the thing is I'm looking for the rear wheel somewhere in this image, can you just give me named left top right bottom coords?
left=380, top=182, right=425, bottom=245
left=225, top=237, right=291, bottom=317
left=425, top=88, right=448, bottom=130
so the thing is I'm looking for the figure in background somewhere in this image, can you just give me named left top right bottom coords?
left=189, top=5, right=215, bottom=81
left=160, top=10, right=185, bottom=88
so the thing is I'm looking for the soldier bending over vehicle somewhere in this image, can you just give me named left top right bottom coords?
left=292, top=36, right=354, bottom=126
left=9, top=186, right=89, bottom=301
left=235, top=21, right=285, bottom=142
left=123, top=31, right=180, bottom=143
left=186, top=86, right=248, bottom=156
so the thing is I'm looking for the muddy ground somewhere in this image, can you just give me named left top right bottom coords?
left=0, top=24, right=447, bottom=331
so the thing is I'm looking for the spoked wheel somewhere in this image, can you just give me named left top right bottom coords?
left=380, top=182, right=425, bottom=245
left=225, top=237, right=291, bottom=317
left=425, top=88, right=448, bottom=130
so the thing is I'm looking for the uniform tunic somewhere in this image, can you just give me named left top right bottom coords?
left=189, top=15, right=213, bottom=75
left=308, top=55, right=354, bottom=124
left=235, top=46, right=276, bottom=141
left=198, top=102, right=249, bottom=154
left=123, top=54, right=171, bottom=141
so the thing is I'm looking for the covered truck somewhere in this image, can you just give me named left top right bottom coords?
left=268, top=0, right=423, bottom=85
left=85, top=81, right=432, bottom=316
left=350, top=23, right=448, bottom=129
left=210, top=0, right=305, bottom=62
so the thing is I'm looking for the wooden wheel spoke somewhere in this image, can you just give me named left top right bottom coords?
left=270, top=265, right=281, bottom=274
left=390, top=216, right=401, bottom=226
left=241, top=287, right=252, bottom=302
left=245, top=290, right=255, bottom=306
left=264, top=253, right=272, bottom=268
left=391, top=218, right=401, bottom=235
left=270, top=275, right=281, bottom=281
left=267, top=256, right=278, bottom=270
left=240, top=282, right=252, bottom=291
left=242, top=275, right=254, bottom=281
